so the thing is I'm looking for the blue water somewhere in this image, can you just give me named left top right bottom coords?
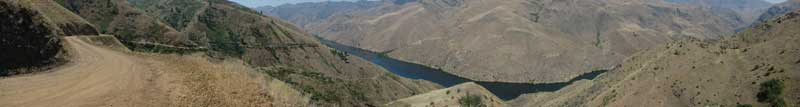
left=317, top=37, right=607, bottom=100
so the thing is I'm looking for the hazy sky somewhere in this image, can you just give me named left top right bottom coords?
left=230, top=0, right=366, bottom=7
left=230, top=0, right=789, bottom=8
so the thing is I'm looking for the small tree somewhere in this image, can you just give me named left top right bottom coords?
left=459, top=95, right=484, bottom=107
left=757, top=79, right=785, bottom=107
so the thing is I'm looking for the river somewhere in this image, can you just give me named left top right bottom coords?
left=317, top=37, right=607, bottom=100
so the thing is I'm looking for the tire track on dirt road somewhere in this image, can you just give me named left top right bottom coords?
left=0, top=37, right=168, bottom=106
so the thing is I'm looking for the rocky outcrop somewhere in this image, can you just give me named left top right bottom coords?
left=0, top=0, right=63, bottom=76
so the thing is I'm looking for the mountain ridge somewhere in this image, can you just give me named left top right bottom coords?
left=510, top=9, right=800, bottom=107
left=757, top=0, right=800, bottom=24
left=53, top=0, right=442, bottom=106
left=260, top=0, right=748, bottom=83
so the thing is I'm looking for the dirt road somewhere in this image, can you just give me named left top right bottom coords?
left=0, top=37, right=282, bottom=106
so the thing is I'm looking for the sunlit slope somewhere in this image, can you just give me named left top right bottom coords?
left=511, top=10, right=800, bottom=107
left=57, top=0, right=442, bottom=106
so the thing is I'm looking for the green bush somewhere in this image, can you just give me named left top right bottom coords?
left=459, top=95, right=484, bottom=107
left=772, top=99, right=787, bottom=107
left=757, top=79, right=785, bottom=107
left=330, top=49, right=349, bottom=62
left=736, top=104, right=753, bottom=107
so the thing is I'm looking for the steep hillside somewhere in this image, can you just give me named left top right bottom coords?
left=666, top=0, right=773, bottom=29
left=58, top=0, right=189, bottom=47
left=56, top=0, right=441, bottom=106
left=17, top=0, right=98, bottom=36
left=757, top=0, right=800, bottom=23
left=295, top=0, right=741, bottom=83
left=510, top=10, right=800, bottom=107
left=255, top=1, right=383, bottom=29
left=0, top=0, right=64, bottom=76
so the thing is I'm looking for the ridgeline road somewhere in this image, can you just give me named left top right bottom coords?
left=0, top=37, right=276, bottom=107
left=0, top=37, right=167, bottom=106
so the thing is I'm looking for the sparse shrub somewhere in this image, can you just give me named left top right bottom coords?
left=459, top=95, right=484, bottom=107
left=309, top=89, right=341, bottom=102
left=772, top=99, right=786, bottom=107
left=258, top=67, right=343, bottom=102
left=601, top=92, right=617, bottom=106
left=757, top=79, right=785, bottom=107
left=330, top=49, right=349, bottom=62
left=736, top=104, right=753, bottom=107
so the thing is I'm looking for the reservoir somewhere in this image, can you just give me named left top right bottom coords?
left=317, top=37, right=608, bottom=100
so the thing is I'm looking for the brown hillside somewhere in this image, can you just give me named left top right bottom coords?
left=385, top=82, right=506, bottom=107
left=56, top=0, right=442, bottom=106
left=510, top=10, right=800, bottom=107
left=58, top=0, right=188, bottom=46
left=17, top=0, right=98, bottom=36
left=664, top=0, right=773, bottom=29
left=757, top=0, right=800, bottom=24
left=295, top=0, right=741, bottom=83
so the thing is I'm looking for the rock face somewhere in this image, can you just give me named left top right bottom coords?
left=757, top=0, right=800, bottom=24
left=267, top=0, right=745, bottom=83
left=0, top=0, right=63, bottom=76
left=56, top=0, right=441, bottom=106
left=510, top=10, right=800, bottom=107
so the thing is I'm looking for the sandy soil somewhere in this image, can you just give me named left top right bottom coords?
left=0, top=37, right=282, bottom=107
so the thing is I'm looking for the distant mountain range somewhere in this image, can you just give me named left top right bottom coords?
left=758, top=0, right=800, bottom=23
left=256, top=0, right=775, bottom=84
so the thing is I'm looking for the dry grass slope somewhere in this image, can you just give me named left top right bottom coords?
left=510, top=10, right=800, bottom=107
left=56, top=0, right=443, bottom=106
left=18, top=0, right=98, bottom=36
left=287, top=0, right=743, bottom=83
left=385, top=82, right=506, bottom=107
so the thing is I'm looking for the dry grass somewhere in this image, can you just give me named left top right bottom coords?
left=56, top=0, right=443, bottom=106
left=385, top=82, right=505, bottom=107
left=511, top=10, right=800, bottom=107
left=17, top=0, right=98, bottom=36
